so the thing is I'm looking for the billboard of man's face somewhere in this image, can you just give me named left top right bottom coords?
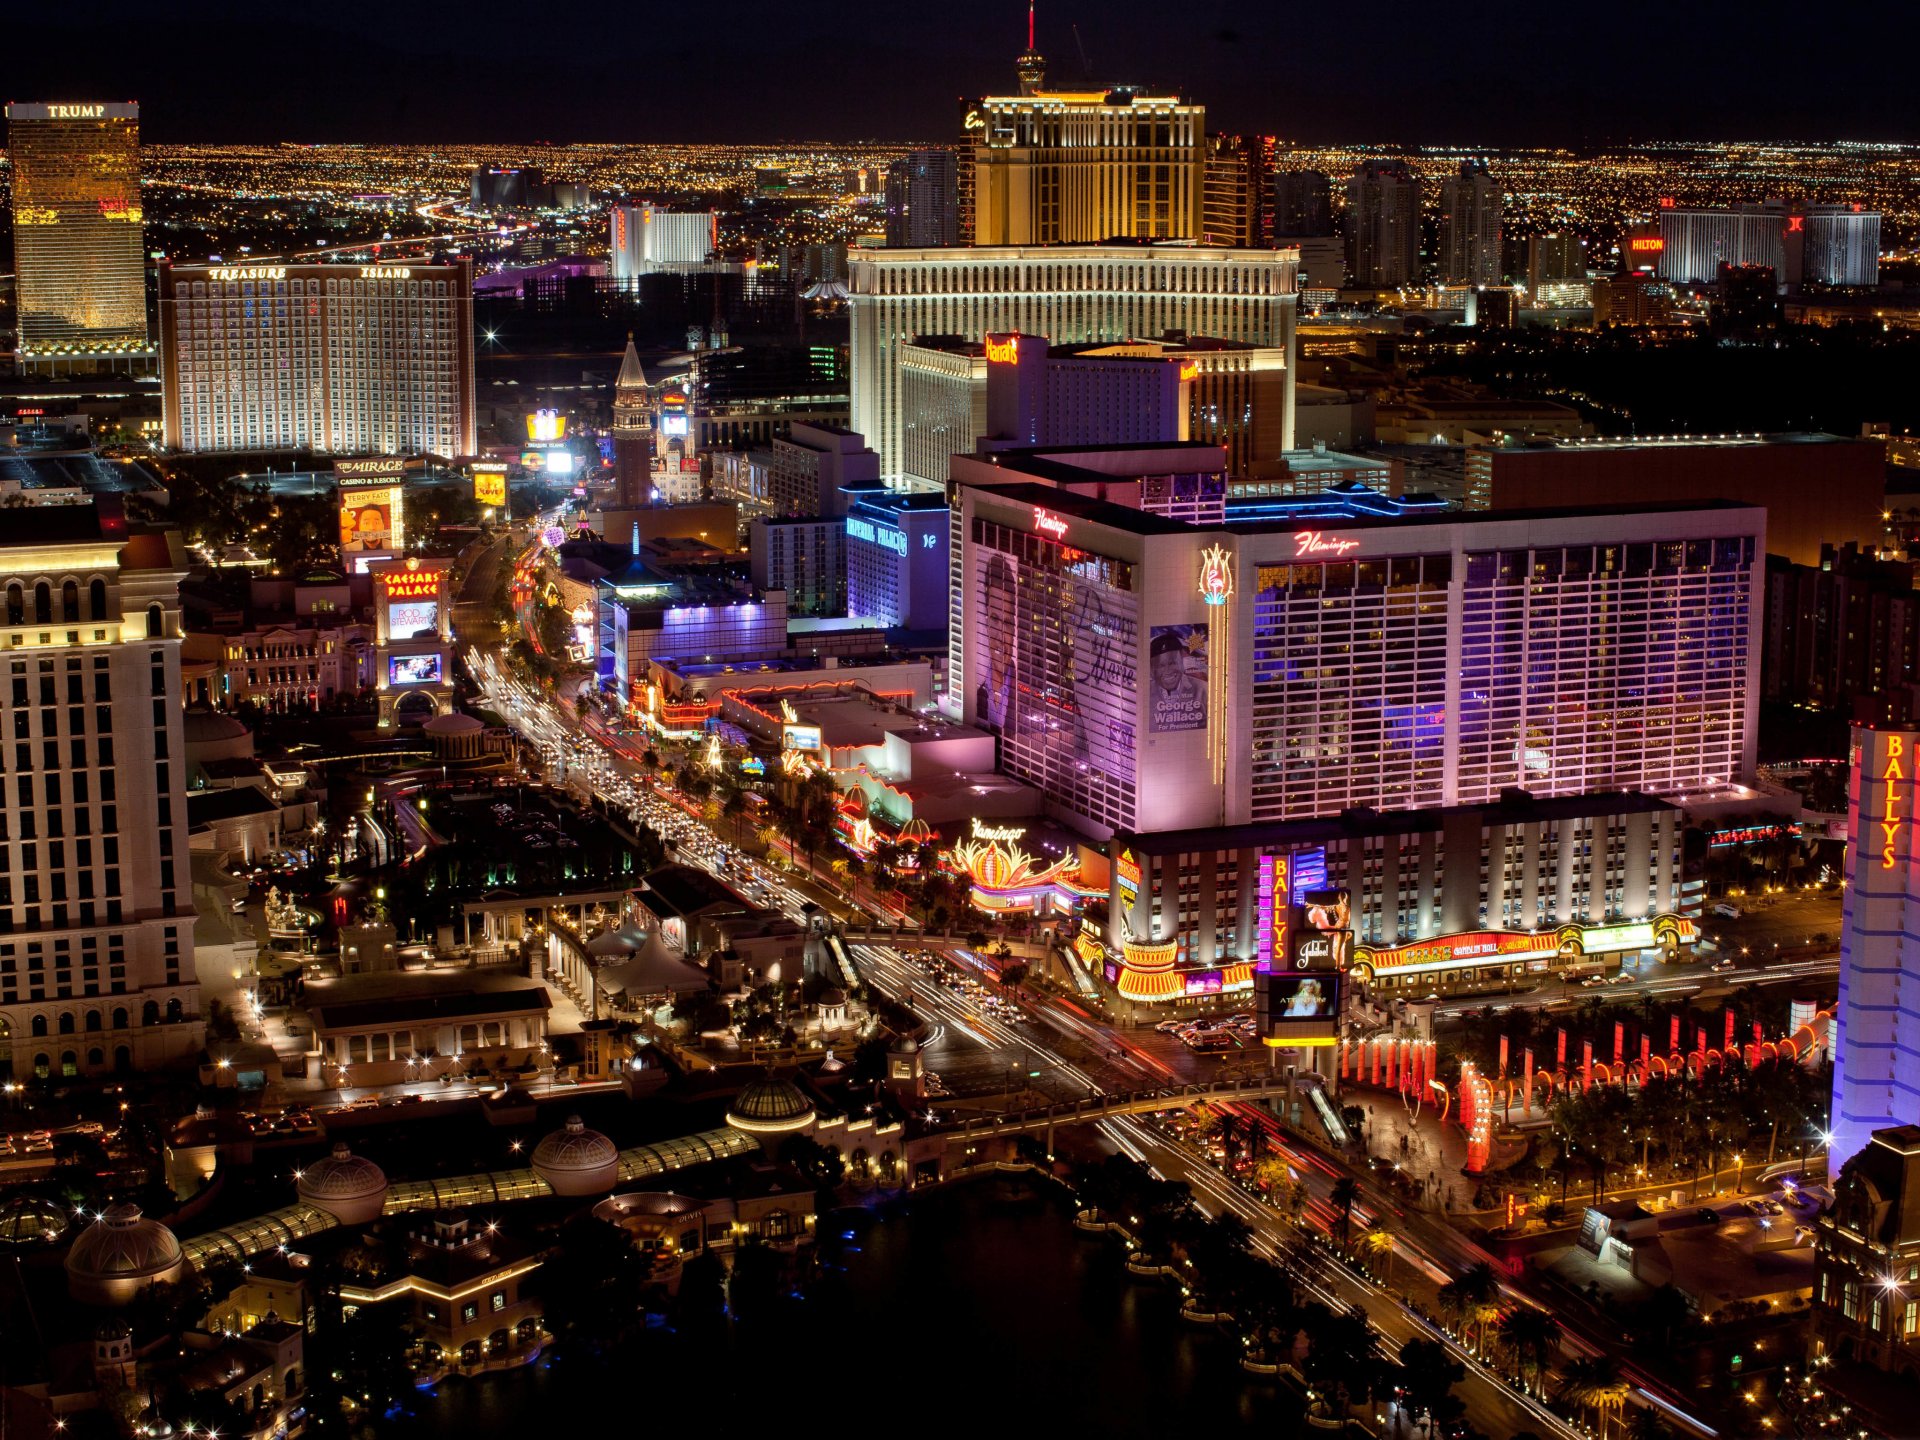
left=1148, top=625, right=1205, bottom=733
left=976, top=552, right=1018, bottom=733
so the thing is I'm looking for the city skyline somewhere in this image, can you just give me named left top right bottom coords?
left=8, top=1, right=1920, bottom=146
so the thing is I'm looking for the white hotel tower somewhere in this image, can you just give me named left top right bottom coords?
left=0, top=505, right=202, bottom=1079
left=1832, top=725, right=1920, bottom=1170
left=849, top=244, right=1298, bottom=479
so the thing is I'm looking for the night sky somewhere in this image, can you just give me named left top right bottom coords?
left=5, top=0, right=1915, bottom=146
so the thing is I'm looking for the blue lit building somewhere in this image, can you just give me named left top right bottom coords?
left=845, top=490, right=949, bottom=630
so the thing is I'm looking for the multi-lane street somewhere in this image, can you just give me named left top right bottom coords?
left=457, top=519, right=1756, bottom=1440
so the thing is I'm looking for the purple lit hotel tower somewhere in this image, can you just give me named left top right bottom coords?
left=1831, top=726, right=1920, bottom=1170
left=947, top=461, right=1763, bottom=1004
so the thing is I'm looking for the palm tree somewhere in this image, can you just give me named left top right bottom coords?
left=1496, top=1304, right=1562, bottom=1396
left=1329, top=1175, right=1360, bottom=1250
left=1356, top=1221, right=1395, bottom=1283
left=1559, top=1356, right=1632, bottom=1440
left=1438, top=1261, right=1502, bottom=1353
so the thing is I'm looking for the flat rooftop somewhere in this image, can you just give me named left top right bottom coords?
left=970, top=477, right=1762, bottom=539
left=1118, top=790, right=1679, bottom=856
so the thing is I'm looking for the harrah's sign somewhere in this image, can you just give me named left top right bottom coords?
left=1294, top=530, right=1359, bottom=558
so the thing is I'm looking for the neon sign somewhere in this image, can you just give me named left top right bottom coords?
left=1294, top=530, right=1359, bottom=557
left=970, top=818, right=1027, bottom=843
left=1033, top=509, right=1069, bottom=540
left=1178, top=362, right=1201, bottom=382
left=360, top=266, right=412, bottom=278
left=46, top=104, right=105, bottom=119
left=1882, top=735, right=1906, bottom=870
left=985, top=336, right=1019, bottom=364
left=847, top=516, right=908, bottom=556
left=1708, top=822, right=1802, bottom=849
left=964, top=109, right=985, bottom=131
left=209, top=266, right=287, bottom=283
left=1198, top=544, right=1234, bottom=606
left=1786, top=216, right=1804, bottom=234
left=1629, top=237, right=1664, bottom=253
left=380, top=572, right=441, bottom=600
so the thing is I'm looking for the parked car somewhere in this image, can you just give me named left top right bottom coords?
left=1711, top=903, right=1743, bottom=920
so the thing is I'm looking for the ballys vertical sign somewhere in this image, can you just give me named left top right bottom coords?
left=1883, top=735, right=1908, bottom=871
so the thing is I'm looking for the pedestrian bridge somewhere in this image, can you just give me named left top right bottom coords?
left=934, top=1075, right=1305, bottom=1139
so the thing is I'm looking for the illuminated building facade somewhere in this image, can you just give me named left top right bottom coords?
left=1803, top=206, right=1881, bottom=287
left=954, top=484, right=1764, bottom=842
left=609, top=208, right=719, bottom=280
left=1811, top=1124, right=1920, bottom=1377
left=0, top=504, right=204, bottom=1077
left=1831, top=727, right=1920, bottom=1172
left=1439, top=159, right=1502, bottom=287
left=6, top=103, right=150, bottom=369
left=845, top=490, right=949, bottom=630
left=335, top=457, right=409, bottom=568
left=767, top=423, right=879, bottom=519
left=1591, top=272, right=1674, bottom=328
left=1202, top=134, right=1267, bottom=247
left=967, top=44, right=1205, bottom=247
left=1344, top=159, right=1421, bottom=288
left=1654, top=201, right=1881, bottom=289
left=897, top=332, right=1291, bottom=486
left=159, top=261, right=476, bottom=459
left=748, top=517, right=845, bottom=617
left=1100, top=790, right=1691, bottom=989
left=849, top=244, right=1297, bottom=478
left=884, top=151, right=961, bottom=248
left=611, top=337, right=654, bottom=507
left=369, top=558, right=453, bottom=726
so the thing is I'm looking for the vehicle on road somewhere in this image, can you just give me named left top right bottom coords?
left=1711, top=903, right=1743, bottom=919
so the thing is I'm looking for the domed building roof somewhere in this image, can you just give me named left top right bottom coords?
left=0, top=1194, right=69, bottom=1247
left=817, top=986, right=848, bottom=1008
left=297, top=1144, right=389, bottom=1225
left=422, top=711, right=483, bottom=736
left=726, top=1073, right=816, bottom=1135
left=182, top=709, right=249, bottom=745
left=64, top=1203, right=185, bottom=1305
left=531, top=1116, right=620, bottom=1197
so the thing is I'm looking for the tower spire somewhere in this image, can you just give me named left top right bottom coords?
left=1016, top=1, right=1045, bottom=95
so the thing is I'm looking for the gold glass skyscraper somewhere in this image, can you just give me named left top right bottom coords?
left=5, top=102, right=151, bottom=365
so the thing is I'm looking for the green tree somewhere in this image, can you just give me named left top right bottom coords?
left=1438, top=1261, right=1503, bottom=1353
left=1560, top=1355, right=1633, bottom=1440
left=1497, top=1304, right=1562, bottom=1396
left=1395, top=1336, right=1466, bottom=1432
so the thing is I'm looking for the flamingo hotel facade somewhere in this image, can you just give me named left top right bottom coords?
left=944, top=480, right=1765, bottom=1003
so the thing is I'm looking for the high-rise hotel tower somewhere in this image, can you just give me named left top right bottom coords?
left=160, top=260, right=476, bottom=459
left=0, top=504, right=202, bottom=1079
left=849, top=244, right=1297, bottom=478
left=5, top=102, right=152, bottom=370
left=967, top=28, right=1205, bottom=246
left=1832, top=725, right=1920, bottom=1170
